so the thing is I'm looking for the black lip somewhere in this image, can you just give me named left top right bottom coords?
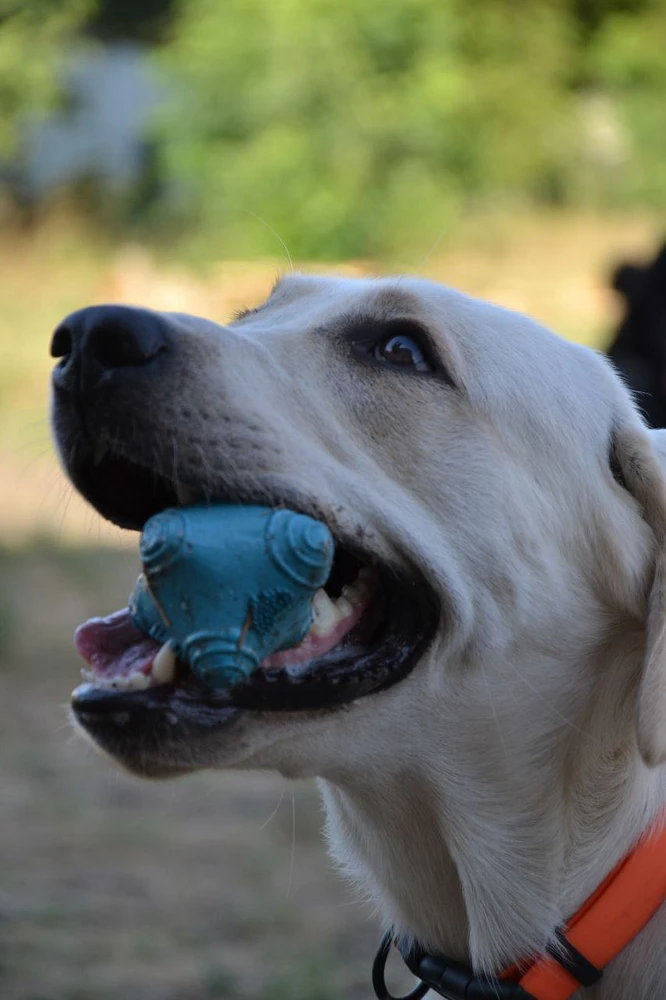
left=68, top=447, right=181, bottom=531
left=70, top=681, right=243, bottom=777
left=71, top=678, right=241, bottom=724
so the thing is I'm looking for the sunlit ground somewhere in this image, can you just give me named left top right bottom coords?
left=0, top=210, right=661, bottom=999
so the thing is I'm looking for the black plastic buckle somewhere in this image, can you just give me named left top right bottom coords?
left=372, top=932, right=534, bottom=1000
left=414, top=954, right=533, bottom=999
left=372, top=932, right=430, bottom=1000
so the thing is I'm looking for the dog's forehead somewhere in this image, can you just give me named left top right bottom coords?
left=237, top=273, right=618, bottom=424
left=244, top=272, right=556, bottom=352
left=244, top=273, right=435, bottom=327
left=237, top=273, right=500, bottom=366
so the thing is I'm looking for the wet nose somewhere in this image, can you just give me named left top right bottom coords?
left=51, top=304, right=169, bottom=394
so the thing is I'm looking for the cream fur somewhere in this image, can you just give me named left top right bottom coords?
left=62, top=276, right=666, bottom=998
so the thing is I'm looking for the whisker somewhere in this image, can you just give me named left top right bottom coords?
left=258, top=782, right=287, bottom=831
left=242, top=208, right=294, bottom=273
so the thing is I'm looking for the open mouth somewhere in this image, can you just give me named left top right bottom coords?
left=69, top=448, right=438, bottom=728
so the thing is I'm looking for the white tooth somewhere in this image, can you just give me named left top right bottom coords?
left=334, top=596, right=354, bottom=619
left=126, top=672, right=151, bottom=690
left=311, top=589, right=338, bottom=636
left=342, top=583, right=362, bottom=605
left=151, top=641, right=176, bottom=684
left=312, top=588, right=334, bottom=616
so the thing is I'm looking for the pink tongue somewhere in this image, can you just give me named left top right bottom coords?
left=75, top=609, right=160, bottom=678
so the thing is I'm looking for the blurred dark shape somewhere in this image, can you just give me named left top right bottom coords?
left=570, top=0, right=648, bottom=38
left=9, top=44, right=167, bottom=212
left=608, top=242, right=666, bottom=428
left=86, top=0, right=175, bottom=44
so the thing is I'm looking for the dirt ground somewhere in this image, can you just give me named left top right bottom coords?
left=0, top=544, right=391, bottom=1000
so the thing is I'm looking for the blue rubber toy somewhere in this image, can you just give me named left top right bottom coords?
left=129, top=505, right=334, bottom=689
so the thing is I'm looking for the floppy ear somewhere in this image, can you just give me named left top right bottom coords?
left=611, top=424, right=666, bottom=766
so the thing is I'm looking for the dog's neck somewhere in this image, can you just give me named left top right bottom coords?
left=319, top=641, right=666, bottom=998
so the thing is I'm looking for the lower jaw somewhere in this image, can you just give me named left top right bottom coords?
left=71, top=579, right=438, bottom=735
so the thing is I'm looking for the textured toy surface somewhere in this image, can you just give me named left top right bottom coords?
left=129, top=505, right=334, bottom=688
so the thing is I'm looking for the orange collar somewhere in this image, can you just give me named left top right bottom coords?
left=374, top=809, right=666, bottom=1000
left=509, top=808, right=666, bottom=999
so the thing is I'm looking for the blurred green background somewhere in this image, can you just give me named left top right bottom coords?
left=0, top=1, right=664, bottom=998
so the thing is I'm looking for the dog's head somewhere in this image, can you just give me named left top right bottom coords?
left=50, top=276, right=666, bottom=784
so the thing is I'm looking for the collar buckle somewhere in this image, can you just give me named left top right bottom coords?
left=372, top=932, right=533, bottom=1000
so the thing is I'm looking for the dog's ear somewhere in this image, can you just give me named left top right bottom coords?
left=611, top=424, right=666, bottom=766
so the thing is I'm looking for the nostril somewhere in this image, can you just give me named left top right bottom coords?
left=88, top=316, right=167, bottom=370
left=51, top=324, right=73, bottom=359
left=51, top=305, right=169, bottom=394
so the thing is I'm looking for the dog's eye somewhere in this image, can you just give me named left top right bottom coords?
left=372, top=333, right=432, bottom=372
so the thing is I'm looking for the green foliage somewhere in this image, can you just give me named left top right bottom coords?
left=0, top=0, right=93, bottom=155
left=152, top=0, right=666, bottom=260
left=589, top=2, right=666, bottom=204
left=156, top=0, right=581, bottom=259
left=2, top=0, right=665, bottom=260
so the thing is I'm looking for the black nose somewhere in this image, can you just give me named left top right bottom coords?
left=51, top=305, right=169, bottom=394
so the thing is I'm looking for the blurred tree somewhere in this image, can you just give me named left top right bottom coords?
left=2, top=0, right=664, bottom=260
left=569, top=0, right=649, bottom=38
left=588, top=0, right=666, bottom=204
left=86, top=0, right=175, bottom=44
left=0, top=0, right=93, bottom=156
left=157, top=0, right=581, bottom=259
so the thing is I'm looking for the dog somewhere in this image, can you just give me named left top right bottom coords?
left=607, top=241, right=666, bottom=429
left=50, top=276, right=666, bottom=999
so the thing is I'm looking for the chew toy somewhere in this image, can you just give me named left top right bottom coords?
left=129, top=505, right=334, bottom=689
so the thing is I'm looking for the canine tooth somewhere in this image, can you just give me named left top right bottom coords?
left=311, top=589, right=338, bottom=636
left=151, top=642, right=176, bottom=684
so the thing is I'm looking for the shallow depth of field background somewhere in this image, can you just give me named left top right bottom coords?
left=1, top=2, right=665, bottom=998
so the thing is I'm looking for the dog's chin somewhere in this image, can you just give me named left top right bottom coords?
left=66, top=444, right=439, bottom=776
left=69, top=709, right=205, bottom=779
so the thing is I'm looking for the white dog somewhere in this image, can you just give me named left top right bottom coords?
left=50, top=276, right=666, bottom=999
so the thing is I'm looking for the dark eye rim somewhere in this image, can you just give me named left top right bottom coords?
left=347, top=317, right=446, bottom=380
